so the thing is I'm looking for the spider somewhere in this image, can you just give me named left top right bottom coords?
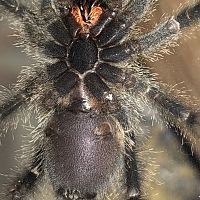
left=0, top=0, right=200, bottom=199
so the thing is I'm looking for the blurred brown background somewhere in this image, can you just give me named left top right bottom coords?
left=0, top=0, right=200, bottom=199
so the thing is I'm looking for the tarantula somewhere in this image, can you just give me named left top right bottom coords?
left=0, top=0, right=200, bottom=199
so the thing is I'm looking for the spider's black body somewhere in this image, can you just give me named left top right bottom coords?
left=0, top=0, right=200, bottom=200
left=43, top=2, right=140, bottom=198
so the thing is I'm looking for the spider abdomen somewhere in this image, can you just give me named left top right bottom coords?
left=44, top=111, right=124, bottom=199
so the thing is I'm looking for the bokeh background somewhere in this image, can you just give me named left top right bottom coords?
left=0, top=0, right=200, bottom=199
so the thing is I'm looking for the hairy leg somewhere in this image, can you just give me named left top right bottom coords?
left=0, top=0, right=68, bottom=60
left=129, top=69, right=200, bottom=165
left=5, top=147, right=44, bottom=200
left=0, top=69, right=44, bottom=122
left=99, top=2, right=200, bottom=62
left=93, top=0, right=156, bottom=47
left=0, top=0, right=30, bottom=17
left=176, top=2, right=200, bottom=28
left=146, top=85, right=200, bottom=158
left=125, top=138, right=142, bottom=200
left=122, top=0, right=156, bottom=24
left=116, top=111, right=143, bottom=200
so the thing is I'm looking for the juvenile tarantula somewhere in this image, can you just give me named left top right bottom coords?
left=0, top=0, right=200, bottom=199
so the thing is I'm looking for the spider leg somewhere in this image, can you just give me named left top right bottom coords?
left=122, top=0, right=155, bottom=23
left=92, top=0, right=155, bottom=47
left=93, top=13, right=127, bottom=47
left=116, top=112, right=142, bottom=200
left=124, top=63, right=200, bottom=173
left=176, top=2, right=200, bottom=29
left=170, top=126, right=200, bottom=172
left=0, top=0, right=27, bottom=17
left=126, top=73, right=200, bottom=171
left=98, top=18, right=180, bottom=62
left=137, top=18, right=180, bottom=57
left=0, top=69, right=45, bottom=125
left=0, top=0, right=68, bottom=60
left=6, top=148, right=44, bottom=200
left=147, top=87, right=198, bottom=125
left=0, top=93, right=24, bottom=121
left=146, top=86, right=200, bottom=157
left=0, top=0, right=42, bottom=22
left=90, top=10, right=116, bottom=37
left=125, top=136, right=142, bottom=200
left=139, top=2, right=200, bottom=55
left=100, top=2, right=200, bottom=60
left=99, top=40, right=140, bottom=63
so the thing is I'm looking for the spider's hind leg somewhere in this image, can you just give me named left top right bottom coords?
left=5, top=148, right=44, bottom=200
left=146, top=86, right=200, bottom=167
left=116, top=112, right=142, bottom=200
left=125, top=139, right=142, bottom=200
